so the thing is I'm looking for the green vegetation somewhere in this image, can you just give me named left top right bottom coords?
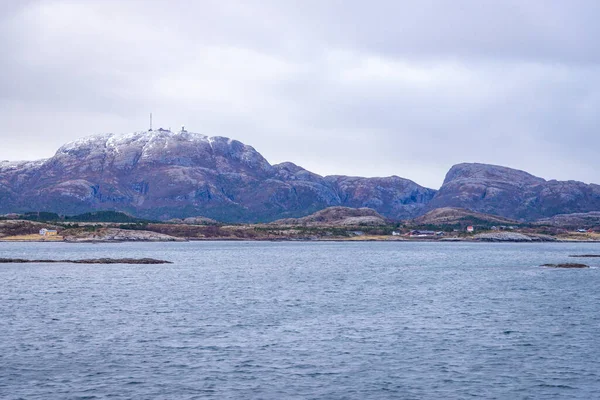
left=22, top=212, right=61, bottom=222
left=118, top=223, right=149, bottom=230
left=64, top=211, right=148, bottom=223
left=19, top=210, right=151, bottom=223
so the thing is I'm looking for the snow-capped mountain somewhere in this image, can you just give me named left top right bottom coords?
left=2, top=129, right=599, bottom=222
left=0, top=129, right=435, bottom=221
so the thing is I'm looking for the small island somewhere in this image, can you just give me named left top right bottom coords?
left=541, top=263, right=590, bottom=269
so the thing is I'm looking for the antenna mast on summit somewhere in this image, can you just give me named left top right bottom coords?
left=149, top=113, right=153, bottom=131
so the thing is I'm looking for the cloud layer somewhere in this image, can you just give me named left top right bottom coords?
left=1, top=0, right=598, bottom=188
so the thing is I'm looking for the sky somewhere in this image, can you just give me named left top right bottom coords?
left=1, top=0, right=599, bottom=189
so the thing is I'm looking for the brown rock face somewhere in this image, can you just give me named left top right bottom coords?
left=0, top=130, right=435, bottom=222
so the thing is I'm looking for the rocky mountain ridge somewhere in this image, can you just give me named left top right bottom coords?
left=1, top=131, right=599, bottom=222
left=428, top=163, right=600, bottom=220
left=0, top=130, right=435, bottom=222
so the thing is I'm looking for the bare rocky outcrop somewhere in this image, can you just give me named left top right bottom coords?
left=411, top=207, right=518, bottom=226
left=167, top=216, right=219, bottom=225
left=273, top=206, right=387, bottom=226
left=61, top=228, right=183, bottom=242
left=475, top=232, right=556, bottom=242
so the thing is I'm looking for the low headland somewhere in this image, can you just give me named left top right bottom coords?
left=1, top=207, right=599, bottom=244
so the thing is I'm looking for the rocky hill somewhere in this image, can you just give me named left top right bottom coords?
left=0, top=130, right=435, bottom=222
left=427, top=163, right=600, bottom=221
left=534, top=212, right=600, bottom=229
left=167, top=216, right=219, bottom=225
left=273, top=206, right=387, bottom=226
left=411, top=207, right=518, bottom=227
left=61, top=228, right=182, bottom=242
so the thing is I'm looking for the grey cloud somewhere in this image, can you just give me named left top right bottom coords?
left=0, top=0, right=599, bottom=188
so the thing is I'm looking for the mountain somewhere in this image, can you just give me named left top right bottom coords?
left=2, top=131, right=599, bottom=222
left=427, top=163, right=600, bottom=221
left=0, top=130, right=435, bottom=222
left=411, top=207, right=518, bottom=227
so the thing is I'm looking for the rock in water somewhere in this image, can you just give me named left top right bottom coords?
left=541, top=263, right=589, bottom=268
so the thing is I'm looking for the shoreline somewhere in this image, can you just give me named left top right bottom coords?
left=2, top=237, right=600, bottom=244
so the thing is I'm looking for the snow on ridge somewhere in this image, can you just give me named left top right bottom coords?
left=0, top=159, right=48, bottom=172
left=57, top=130, right=213, bottom=154
left=48, top=130, right=269, bottom=169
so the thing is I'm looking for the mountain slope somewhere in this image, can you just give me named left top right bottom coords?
left=2, top=133, right=600, bottom=222
left=427, top=163, right=600, bottom=220
left=0, top=130, right=435, bottom=222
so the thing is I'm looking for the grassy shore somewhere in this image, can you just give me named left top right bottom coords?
left=1, top=234, right=64, bottom=242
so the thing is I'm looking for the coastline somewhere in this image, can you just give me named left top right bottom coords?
left=2, top=237, right=600, bottom=244
left=2, top=219, right=599, bottom=244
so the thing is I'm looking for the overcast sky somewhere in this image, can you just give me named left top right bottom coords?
left=1, top=1, right=598, bottom=188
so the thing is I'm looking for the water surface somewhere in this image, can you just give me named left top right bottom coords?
left=1, top=241, right=600, bottom=399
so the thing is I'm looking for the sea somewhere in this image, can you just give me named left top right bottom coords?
left=1, top=241, right=600, bottom=399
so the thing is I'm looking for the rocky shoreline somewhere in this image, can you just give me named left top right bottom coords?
left=2, top=235, right=600, bottom=243
left=474, top=232, right=556, bottom=242
left=62, top=228, right=184, bottom=243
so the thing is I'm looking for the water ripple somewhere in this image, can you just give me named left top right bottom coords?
left=1, top=241, right=600, bottom=399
